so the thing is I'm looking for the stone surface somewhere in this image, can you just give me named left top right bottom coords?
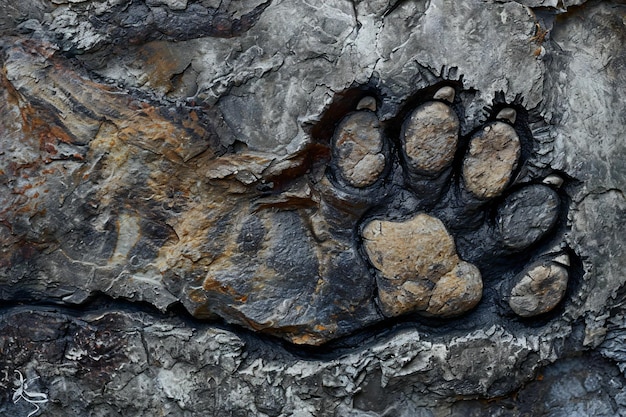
left=0, top=0, right=625, bottom=416
left=462, top=121, right=521, bottom=199
left=2, top=307, right=625, bottom=417
left=401, top=100, right=459, bottom=176
left=332, top=110, right=386, bottom=188
left=509, top=257, right=569, bottom=317
left=362, top=213, right=482, bottom=318
left=497, top=184, right=561, bottom=250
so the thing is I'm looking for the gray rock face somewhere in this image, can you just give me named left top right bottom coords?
left=1, top=0, right=626, bottom=416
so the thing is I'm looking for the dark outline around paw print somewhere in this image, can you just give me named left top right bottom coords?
left=317, top=81, right=578, bottom=329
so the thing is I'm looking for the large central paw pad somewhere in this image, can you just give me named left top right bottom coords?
left=362, top=213, right=482, bottom=317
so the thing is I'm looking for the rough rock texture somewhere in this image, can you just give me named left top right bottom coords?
left=509, top=256, right=570, bottom=317
left=401, top=99, right=459, bottom=176
left=497, top=184, right=561, bottom=250
left=332, top=109, right=386, bottom=188
left=462, top=121, right=521, bottom=199
left=362, top=213, right=482, bottom=318
left=1, top=0, right=625, bottom=416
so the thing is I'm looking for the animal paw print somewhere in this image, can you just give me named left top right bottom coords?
left=327, top=86, right=571, bottom=321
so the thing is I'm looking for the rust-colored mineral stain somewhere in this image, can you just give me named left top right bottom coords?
left=20, top=104, right=76, bottom=148
left=290, top=333, right=326, bottom=346
left=141, top=42, right=186, bottom=89
left=189, top=289, right=208, bottom=304
left=42, top=141, right=58, bottom=155
left=202, top=277, right=241, bottom=299
left=6, top=40, right=216, bottom=163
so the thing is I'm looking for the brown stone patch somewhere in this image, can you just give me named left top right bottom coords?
left=462, top=121, right=520, bottom=199
left=401, top=101, right=459, bottom=175
left=509, top=256, right=569, bottom=317
left=362, top=213, right=482, bottom=318
left=333, top=111, right=386, bottom=188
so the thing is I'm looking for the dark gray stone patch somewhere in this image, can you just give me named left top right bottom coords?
left=237, top=214, right=266, bottom=253
left=266, top=210, right=319, bottom=284
left=496, top=184, right=560, bottom=250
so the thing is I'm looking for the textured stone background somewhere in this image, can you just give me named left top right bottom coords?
left=1, top=0, right=625, bottom=415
